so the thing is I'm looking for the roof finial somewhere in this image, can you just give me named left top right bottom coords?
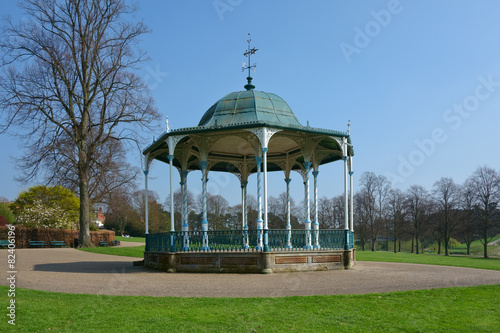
left=347, top=120, right=351, bottom=135
left=242, top=33, right=258, bottom=90
left=166, top=116, right=171, bottom=133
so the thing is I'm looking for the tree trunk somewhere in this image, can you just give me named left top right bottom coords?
left=78, top=144, right=92, bottom=248
left=444, top=234, right=449, bottom=256
left=483, top=234, right=488, bottom=259
left=483, top=215, right=489, bottom=259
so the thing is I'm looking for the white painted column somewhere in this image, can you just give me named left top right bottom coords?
left=262, top=147, right=269, bottom=252
left=200, top=160, right=209, bottom=251
left=255, top=156, right=263, bottom=250
left=181, top=170, right=190, bottom=251
left=285, top=177, right=292, bottom=249
left=303, top=161, right=312, bottom=249
left=241, top=180, right=249, bottom=249
left=168, top=154, right=175, bottom=252
left=343, top=140, right=349, bottom=231
left=144, top=169, right=149, bottom=235
left=313, top=170, right=320, bottom=249
left=349, top=157, right=354, bottom=233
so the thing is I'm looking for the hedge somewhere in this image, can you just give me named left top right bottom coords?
left=0, top=226, right=115, bottom=248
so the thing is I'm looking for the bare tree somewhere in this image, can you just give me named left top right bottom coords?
left=465, top=166, right=500, bottom=258
left=405, top=185, right=430, bottom=254
left=432, top=177, right=461, bottom=256
left=47, top=137, right=140, bottom=204
left=0, top=0, right=160, bottom=247
left=105, top=187, right=136, bottom=236
left=318, top=196, right=334, bottom=228
left=387, top=188, right=406, bottom=253
left=354, top=191, right=370, bottom=251
left=166, top=187, right=197, bottom=231
left=206, top=193, right=229, bottom=230
left=457, top=181, right=479, bottom=255
left=375, top=175, right=391, bottom=251
left=359, top=172, right=389, bottom=251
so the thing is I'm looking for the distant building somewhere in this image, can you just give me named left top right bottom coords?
left=93, top=207, right=106, bottom=229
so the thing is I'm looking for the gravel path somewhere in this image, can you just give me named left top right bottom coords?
left=2, top=248, right=499, bottom=298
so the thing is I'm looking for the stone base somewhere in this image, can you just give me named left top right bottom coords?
left=144, top=249, right=356, bottom=273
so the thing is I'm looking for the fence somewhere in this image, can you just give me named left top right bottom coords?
left=146, top=229, right=354, bottom=252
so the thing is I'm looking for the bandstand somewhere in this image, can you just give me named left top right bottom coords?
left=142, top=38, right=355, bottom=273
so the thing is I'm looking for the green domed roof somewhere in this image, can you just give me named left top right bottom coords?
left=198, top=90, right=302, bottom=127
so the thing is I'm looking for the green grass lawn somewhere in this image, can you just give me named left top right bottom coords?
left=79, top=245, right=145, bottom=258
left=450, top=234, right=500, bottom=255
left=115, top=235, right=145, bottom=243
left=356, top=251, right=500, bottom=271
left=2, top=284, right=499, bottom=332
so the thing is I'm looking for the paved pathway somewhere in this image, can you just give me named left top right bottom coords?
left=2, top=248, right=499, bottom=298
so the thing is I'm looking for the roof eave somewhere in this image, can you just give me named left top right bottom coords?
left=142, top=121, right=349, bottom=156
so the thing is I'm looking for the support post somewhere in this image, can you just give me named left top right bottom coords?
left=241, top=180, right=249, bottom=249
left=181, top=170, right=190, bottom=251
left=200, top=160, right=210, bottom=251
left=349, top=157, right=354, bottom=233
left=343, top=138, right=349, bottom=249
left=285, top=178, right=292, bottom=249
left=313, top=170, right=320, bottom=249
left=262, top=147, right=269, bottom=252
left=303, top=161, right=312, bottom=249
left=168, top=154, right=176, bottom=252
left=143, top=169, right=149, bottom=235
left=255, top=156, right=263, bottom=250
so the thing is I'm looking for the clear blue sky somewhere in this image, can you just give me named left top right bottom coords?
left=1, top=0, right=500, bottom=206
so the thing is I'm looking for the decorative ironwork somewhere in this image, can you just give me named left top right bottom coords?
left=146, top=229, right=351, bottom=253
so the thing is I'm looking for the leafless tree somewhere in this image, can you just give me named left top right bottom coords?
left=359, top=172, right=389, bottom=251
left=387, top=188, right=406, bottom=253
left=0, top=0, right=160, bottom=246
left=166, top=187, right=197, bottom=231
left=105, top=187, right=136, bottom=236
left=375, top=175, right=391, bottom=251
left=432, top=177, right=461, bottom=256
left=46, top=137, right=140, bottom=205
left=405, top=185, right=430, bottom=254
left=353, top=191, right=370, bottom=251
left=317, top=196, right=334, bottom=228
left=465, top=166, right=500, bottom=258
left=457, top=182, right=479, bottom=255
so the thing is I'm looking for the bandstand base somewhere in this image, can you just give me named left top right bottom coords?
left=144, top=249, right=355, bottom=273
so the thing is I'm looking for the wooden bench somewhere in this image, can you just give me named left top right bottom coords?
left=0, top=240, right=10, bottom=248
left=50, top=241, right=67, bottom=247
left=99, top=241, right=109, bottom=246
left=29, top=241, right=48, bottom=248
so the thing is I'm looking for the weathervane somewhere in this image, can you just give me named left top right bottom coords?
left=242, top=33, right=258, bottom=90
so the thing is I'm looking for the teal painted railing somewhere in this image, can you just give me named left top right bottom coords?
left=146, top=229, right=353, bottom=252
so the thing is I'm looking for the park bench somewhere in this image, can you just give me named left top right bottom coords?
left=111, top=240, right=120, bottom=246
left=0, top=240, right=10, bottom=248
left=99, top=241, right=110, bottom=246
left=29, top=240, right=48, bottom=248
left=50, top=241, right=67, bottom=247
